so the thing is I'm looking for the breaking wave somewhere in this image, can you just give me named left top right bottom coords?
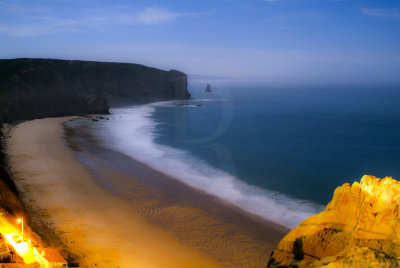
left=93, top=102, right=323, bottom=228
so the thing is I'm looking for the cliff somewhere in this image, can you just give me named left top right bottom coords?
left=0, top=58, right=190, bottom=123
left=268, top=175, right=400, bottom=267
left=0, top=58, right=190, bottom=217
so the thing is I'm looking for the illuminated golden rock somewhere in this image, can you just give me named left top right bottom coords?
left=268, top=175, right=400, bottom=267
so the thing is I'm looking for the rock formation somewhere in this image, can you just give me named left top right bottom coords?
left=205, top=83, right=212, bottom=93
left=0, top=58, right=190, bottom=124
left=268, top=175, right=400, bottom=267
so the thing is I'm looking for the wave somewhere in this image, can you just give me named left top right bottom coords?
left=94, top=102, right=323, bottom=228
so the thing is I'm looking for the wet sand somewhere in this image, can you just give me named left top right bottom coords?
left=6, top=117, right=289, bottom=267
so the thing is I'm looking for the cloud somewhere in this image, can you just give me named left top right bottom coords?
left=135, top=7, right=214, bottom=25
left=136, top=8, right=183, bottom=25
left=0, top=25, right=52, bottom=37
left=361, top=8, right=400, bottom=18
left=0, top=5, right=211, bottom=37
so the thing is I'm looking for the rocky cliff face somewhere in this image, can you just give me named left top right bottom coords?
left=0, top=58, right=190, bottom=123
left=268, top=175, right=400, bottom=267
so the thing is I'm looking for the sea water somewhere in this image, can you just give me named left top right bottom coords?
left=87, top=84, right=400, bottom=228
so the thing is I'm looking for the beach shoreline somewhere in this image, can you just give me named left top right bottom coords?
left=6, top=116, right=288, bottom=267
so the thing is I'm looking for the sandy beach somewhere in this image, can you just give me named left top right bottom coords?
left=6, top=117, right=288, bottom=267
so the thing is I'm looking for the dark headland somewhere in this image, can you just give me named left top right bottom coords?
left=0, top=58, right=190, bottom=122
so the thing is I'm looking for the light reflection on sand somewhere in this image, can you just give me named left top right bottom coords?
left=7, top=117, right=223, bottom=268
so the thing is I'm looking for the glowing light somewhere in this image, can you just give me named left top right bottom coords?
left=17, top=218, right=24, bottom=238
left=4, top=233, right=37, bottom=264
left=0, top=217, right=38, bottom=264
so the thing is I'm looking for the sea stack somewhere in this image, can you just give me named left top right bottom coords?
left=268, top=175, right=400, bottom=267
left=205, top=83, right=212, bottom=93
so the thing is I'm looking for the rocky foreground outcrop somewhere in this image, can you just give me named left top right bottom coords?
left=268, top=175, right=400, bottom=267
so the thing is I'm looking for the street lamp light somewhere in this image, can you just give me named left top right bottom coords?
left=17, top=218, right=23, bottom=238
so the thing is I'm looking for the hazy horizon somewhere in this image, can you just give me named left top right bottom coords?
left=1, top=0, right=399, bottom=86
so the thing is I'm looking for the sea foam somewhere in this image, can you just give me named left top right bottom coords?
left=94, top=102, right=323, bottom=228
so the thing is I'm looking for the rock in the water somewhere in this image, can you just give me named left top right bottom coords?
left=268, top=175, right=400, bottom=267
left=205, top=83, right=212, bottom=93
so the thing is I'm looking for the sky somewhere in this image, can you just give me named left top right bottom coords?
left=0, top=0, right=399, bottom=86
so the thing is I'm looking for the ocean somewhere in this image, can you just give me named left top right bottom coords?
left=68, top=84, right=400, bottom=228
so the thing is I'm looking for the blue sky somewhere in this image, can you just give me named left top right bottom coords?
left=0, top=0, right=399, bottom=85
